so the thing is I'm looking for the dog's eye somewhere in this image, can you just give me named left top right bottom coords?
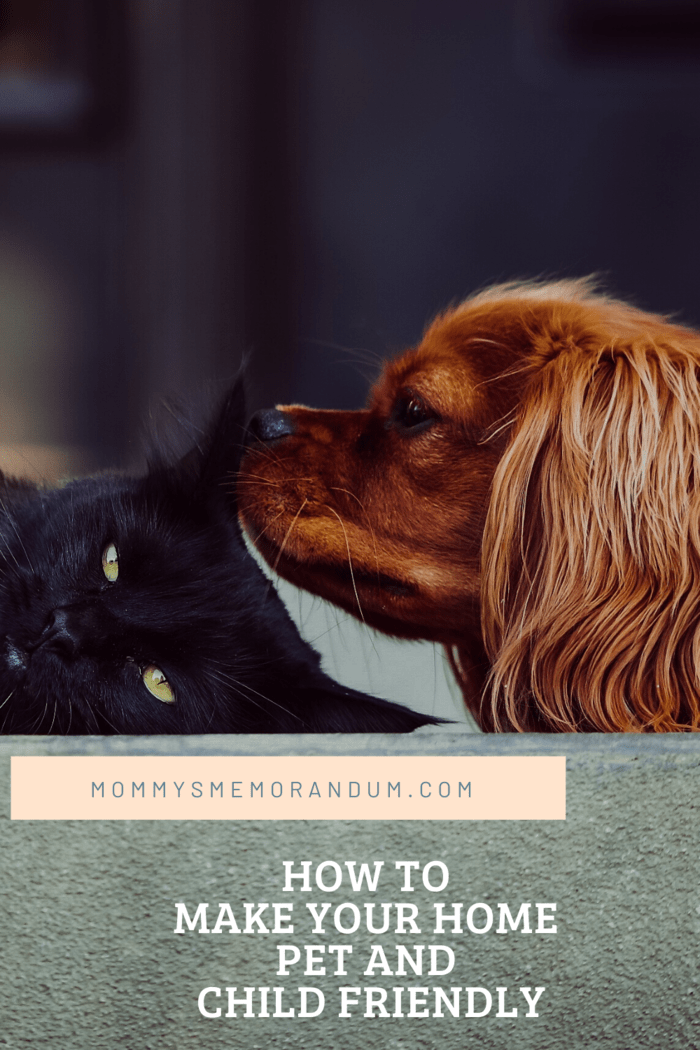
left=405, top=398, right=426, bottom=425
left=396, top=395, right=434, bottom=429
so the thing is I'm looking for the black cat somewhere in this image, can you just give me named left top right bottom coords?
left=0, top=379, right=439, bottom=734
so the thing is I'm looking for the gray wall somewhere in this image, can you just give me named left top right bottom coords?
left=3, top=1, right=700, bottom=458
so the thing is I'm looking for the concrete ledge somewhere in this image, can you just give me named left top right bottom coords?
left=4, top=725, right=700, bottom=760
left=1, top=732, right=699, bottom=1049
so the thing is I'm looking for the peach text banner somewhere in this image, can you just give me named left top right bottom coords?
left=11, top=755, right=565, bottom=821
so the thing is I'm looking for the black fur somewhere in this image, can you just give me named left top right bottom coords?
left=0, top=379, right=439, bottom=734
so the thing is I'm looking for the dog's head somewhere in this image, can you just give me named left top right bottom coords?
left=240, top=278, right=700, bottom=731
left=238, top=290, right=529, bottom=651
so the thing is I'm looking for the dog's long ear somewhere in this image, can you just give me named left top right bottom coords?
left=481, top=331, right=700, bottom=732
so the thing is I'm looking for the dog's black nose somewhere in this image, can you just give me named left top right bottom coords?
left=247, top=408, right=296, bottom=444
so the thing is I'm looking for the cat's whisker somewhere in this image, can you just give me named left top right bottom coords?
left=80, top=693, right=102, bottom=734
left=205, top=666, right=303, bottom=723
left=202, top=667, right=268, bottom=715
left=80, top=697, right=95, bottom=732
left=98, top=710, right=122, bottom=734
left=46, top=697, right=58, bottom=735
left=29, top=699, right=49, bottom=734
left=0, top=689, right=14, bottom=711
left=0, top=496, right=34, bottom=571
left=0, top=528, right=24, bottom=574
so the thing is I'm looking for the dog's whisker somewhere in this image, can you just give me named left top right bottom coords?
left=328, top=486, right=383, bottom=590
left=480, top=410, right=518, bottom=444
left=324, top=506, right=365, bottom=626
left=248, top=508, right=288, bottom=548
left=235, top=472, right=283, bottom=486
left=271, top=499, right=308, bottom=576
left=301, top=337, right=384, bottom=368
left=321, top=504, right=382, bottom=659
left=468, top=337, right=510, bottom=350
left=329, top=486, right=364, bottom=508
left=473, top=362, right=532, bottom=391
left=307, top=615, right=355, bottom=645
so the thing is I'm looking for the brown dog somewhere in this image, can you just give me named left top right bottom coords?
left=239, top=278, right=700, bottom=732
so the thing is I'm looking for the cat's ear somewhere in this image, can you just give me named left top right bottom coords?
left=171, top=373, right=247, bottom=508
left=198, top=373, right=248, bottom=483
left=0, top=473, right=39, bottom=502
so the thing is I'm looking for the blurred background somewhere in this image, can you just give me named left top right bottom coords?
left=1, top=0, right=699, bottom=723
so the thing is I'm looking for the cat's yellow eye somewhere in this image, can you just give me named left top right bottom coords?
left=102, top=543, right=119, bottom=582
left=142, top=665, right=175, bottom=704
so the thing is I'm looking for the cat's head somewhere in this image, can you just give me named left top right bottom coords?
left=0, top=378, right=439, bottom=734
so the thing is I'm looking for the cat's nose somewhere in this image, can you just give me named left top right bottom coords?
left=32, top=607, right=84, bottom=658
left=246, top=408, right=296, bottom=444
